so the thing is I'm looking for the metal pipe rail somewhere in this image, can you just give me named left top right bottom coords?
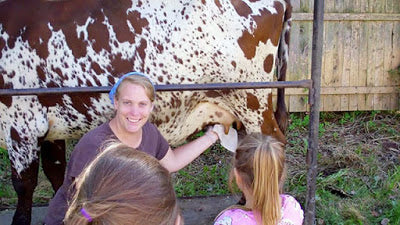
left=0, top=80, right=312, bottom=96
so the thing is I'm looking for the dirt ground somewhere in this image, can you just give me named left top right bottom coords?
left=0, top=195, right=240, bottom=225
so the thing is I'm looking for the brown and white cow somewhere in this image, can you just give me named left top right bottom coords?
left=0, top=0, right=291, bottom=224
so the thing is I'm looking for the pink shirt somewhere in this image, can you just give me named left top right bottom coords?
left=214, top=194, right=304, bottom=225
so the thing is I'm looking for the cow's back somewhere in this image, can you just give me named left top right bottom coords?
left=0, top=0, right=290, bottom=173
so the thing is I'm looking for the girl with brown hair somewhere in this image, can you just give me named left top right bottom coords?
left=64, top=142, right=182, bottom=225
left=214, top=133, right=303, bottom=225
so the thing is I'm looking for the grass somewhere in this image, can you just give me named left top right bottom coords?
left=1, top=111, right=399, bottom=224
left=286, top=111, right=400, bottom=225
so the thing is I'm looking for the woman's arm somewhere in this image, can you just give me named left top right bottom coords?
left=159, top=129, right=218, bottom=172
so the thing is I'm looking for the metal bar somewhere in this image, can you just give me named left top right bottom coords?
left=0, top=80, right=312, bottom=96
left=305, top=0, right=324, bottom=225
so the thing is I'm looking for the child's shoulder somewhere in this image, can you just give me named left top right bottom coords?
left=280, top=194, right=302, bottom=209
left=280, top=194, right=304, bottom=225
left=214, top=206, right=257, bottom=225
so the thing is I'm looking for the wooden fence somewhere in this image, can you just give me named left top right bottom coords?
left=276, top=0, right=400, bottom=112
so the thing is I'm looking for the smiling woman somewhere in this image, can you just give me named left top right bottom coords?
left=44, top=72, right=221, bottom=225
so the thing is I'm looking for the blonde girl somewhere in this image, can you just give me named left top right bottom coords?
left=214, top=133, right=303, bottom=225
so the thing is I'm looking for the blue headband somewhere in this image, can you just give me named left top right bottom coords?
left=109, top=72, right=155, bottom=104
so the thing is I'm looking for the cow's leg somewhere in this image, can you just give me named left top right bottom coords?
left=11, top=159, right=39, bottom=225
left=41, top=140, right=66, bottom=192
left=274, top=1, right=292, bottom=136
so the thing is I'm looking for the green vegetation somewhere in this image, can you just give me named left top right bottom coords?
left=0, top=147, right=17, bottom=206
left=286, top=111, right=400, bottom=225
left=173, top=141, right=232, bottom=197
left=1, top=111, right=399, bottom=224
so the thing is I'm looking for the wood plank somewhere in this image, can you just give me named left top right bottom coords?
left=383, top=22, right=394, bottom=87
left=391, top=93, right=400, bottom=110
left=374, top=94, right=388, bottom=110
left=292, top=13, right=400, bottom=21
left=341, top=21, right=352, bottom=111
left=370, top=0, right=385, bottom=13
left=332, top=21, right=342, bottom=88
left=386, top=0, right=394, bottom=13
left=392, top=23, right=400, bottom=71
left=305, top=21, right=313, bottom=80
left=274, top=86, right=399, bottom=95
left=395, top=0, right=400, bottom=13
left=373, top=22, right=386, bottom=110
left=326, top=0, right=335, bottom=13
left=293, top=21, right=312, bottom=81
left=340, top=94, right=350, bottom=111
left=292, top=0, right=301, bottom=12
left=353, top=0, right=362, bottom=13
left=324, top=95, right=341, bottom=111
left=361, top=0, right=370, bottom=13
left=299, top=0, right=313, bottom=13
left=343, top=0, right=355, bottom=13
left=289, top=95, right=307, bottom=112
left=323, top=22, right=335, bottom=87
left=287, top=22, right=301, bottom=82
left=359, top=23, right=368, bottom=87
left=366, top=22, right=376, bottom=110
left=348, top=94, right=359, bottom=110
left=391, top=22, right=400, bottom=110
left=284, top=93, right=399, bottom=112
left=358, top=20, right=368, bottom=113
left=349, top=21, right=361, bottom=110
left=335, top=0, right=344, bottom=13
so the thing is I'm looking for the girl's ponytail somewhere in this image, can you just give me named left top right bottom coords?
left=253, top=140, right=282, bottom=225
left=234, top=134, right=286, bottom=225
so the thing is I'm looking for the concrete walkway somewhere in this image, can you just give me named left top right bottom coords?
left=0, top=195, right=239, bottom=225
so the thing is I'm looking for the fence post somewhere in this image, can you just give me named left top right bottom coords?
left=305, top=0, right=324, bottom=224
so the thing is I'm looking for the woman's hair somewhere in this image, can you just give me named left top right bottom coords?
left=64, top=142, right=179, bottom=225
left=115, top=74, right=156, bottom=102
left=232, top=133, right=286, bottom=225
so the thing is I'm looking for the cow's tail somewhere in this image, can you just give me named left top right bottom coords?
left=274, top=0, right=292, bottom=136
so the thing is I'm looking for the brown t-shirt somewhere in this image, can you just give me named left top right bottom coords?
left=45, top=121, right=169, bottom=225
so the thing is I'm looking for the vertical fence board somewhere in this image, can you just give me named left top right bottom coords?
left=383, top=22, right=394, bottom=86
left=326, top=1, right=335, bottom=13
left=386, top=0, right=394, bottom=13
left=374, top=22, right=387, bottom=110
left=349, top=21, right=361, bottom=110
left=353, top=0, right=362, bottom=13
left=289, top=95, right=308, bottom=112
left=393, top=23, right=400, bottom=69
left=343, top=0, right=354, bottom=13
left=341, top=21, right=352, bottom=110
left=392, top=22, right=400, bottom=109
left=292, top=0, right=300, bottom=11
left=335, top=0, right=345, bottom=12
left=370, top=0, right=385, bottom=13
left=360, top=0, right=369, bottom=13
left=332, top=22, right=342, bottom=111
left=365, top=22, right=376, bottom=110
left=395, top=0, right=400, bottom=13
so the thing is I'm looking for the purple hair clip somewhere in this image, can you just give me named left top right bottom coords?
left=80, top=208, right=93, bottom=222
